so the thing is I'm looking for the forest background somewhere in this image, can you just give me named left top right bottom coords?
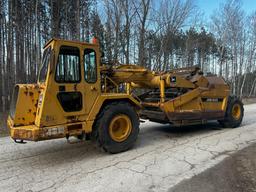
left=0, top=0, right=256, bottom=117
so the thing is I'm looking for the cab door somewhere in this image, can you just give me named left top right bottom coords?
left=54, top=45, right=85, bottom=116
left=38, top=42, right=101, bottom=128
left=82, top=46, right=101, bottom=114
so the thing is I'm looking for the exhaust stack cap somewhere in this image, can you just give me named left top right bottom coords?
left=91, top=36, right=99, bottom=44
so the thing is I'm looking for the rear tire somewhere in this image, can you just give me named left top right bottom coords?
left=218, top=96, right=244, bottom=128
left=92, top=101, right=139, bottom=153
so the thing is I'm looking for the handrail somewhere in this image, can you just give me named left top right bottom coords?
left=104, top=76, right=119, bottom=93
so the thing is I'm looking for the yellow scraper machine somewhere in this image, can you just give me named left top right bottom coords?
left=7, top=38, right=244, bottom=153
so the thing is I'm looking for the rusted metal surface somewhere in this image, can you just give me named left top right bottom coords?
left=141, top=102, right=160, bottom=108
left=166, top=110, right=225, bottom=121
left=12, top=129, right=33, bottom=140
left=10, top=127, right=39, bottom=141
left=140, top=110, right=169, bottom=122
left=206, top=76, right=227, bottom=85
left=67, top=124, right=82, bottom=131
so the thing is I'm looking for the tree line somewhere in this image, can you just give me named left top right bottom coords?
left=0, top=0, right=256, bottom=112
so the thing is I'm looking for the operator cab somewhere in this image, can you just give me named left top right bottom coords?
left=39, top=38, right=101, bottom=116
left=8, top=38, right=102, bottom=141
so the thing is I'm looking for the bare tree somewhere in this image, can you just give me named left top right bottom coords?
left=133, top=0, right=151, bottom=67
left=211, top=0, right=245, bottom=96
left=246, top=12, right=256, bottom=97
left=120, top=0, right=136, bottom=64
left=153, top=0, right=195, bottom=70
left=1, top=0, right=256, bottom=116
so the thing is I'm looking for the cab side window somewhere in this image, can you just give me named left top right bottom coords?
left=84, top=49, right=97, bottom=83
left=55, top=46, right=80, bottom=83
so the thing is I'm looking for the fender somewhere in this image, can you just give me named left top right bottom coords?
left=84, top=93, right=141, bottom=133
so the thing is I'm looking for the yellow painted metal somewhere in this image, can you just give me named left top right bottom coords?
left=8, top=115, right=85, bottom=141
left=7, top=38, right=232, bottom=143
left=109, top=114, right=132, bottom=142
left=107, top=65, right=196, bottom=89
left=12, top=84, right=40, bottom=126
left=161, top=87, right=202, bottom=113
left=232, top=103, right=241, bottom=120
left=195, top=76, right=209, bottom=87
left=86, top=93, right=141, bottom=127
left=34, top=39, right=102, bottom=129
left=8, top=39, right=140, bottom=140
left=7, top=116, right=39, bottom=141
left=160, top=77, right=165, bottom=102
left=221, top=97, right=228, bottom=111
left=166, top=75, right=195, bottom=88
left=126, top=83, right=131, bottom=94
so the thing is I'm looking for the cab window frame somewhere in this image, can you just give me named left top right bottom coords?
left=38, top=46, right=52, bottom=83
left=55, top=45, right=81, bottom=84
left=84, top=48, right=97, bottom=84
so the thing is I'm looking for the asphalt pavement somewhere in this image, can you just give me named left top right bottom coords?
left=170, top=143, right=256, bottom=192
left=0, top=104, right=256, bottom=192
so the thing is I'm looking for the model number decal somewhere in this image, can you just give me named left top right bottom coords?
left=203, top=98, right=222, bottom=102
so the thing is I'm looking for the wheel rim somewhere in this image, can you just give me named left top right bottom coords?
left=232, top=104, right=241, bottom=120
left=109, top=114, right=132, bottom=142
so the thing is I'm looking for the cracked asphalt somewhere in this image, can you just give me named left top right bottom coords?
left=170, top=143, right=256, bottom=192
left=0, top=104, right=256, bottom=192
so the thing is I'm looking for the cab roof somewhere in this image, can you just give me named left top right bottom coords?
left=43, top=38, right=98, bottom=49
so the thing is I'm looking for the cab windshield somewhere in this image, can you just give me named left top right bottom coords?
left=38, top=47, right=51, bottom=82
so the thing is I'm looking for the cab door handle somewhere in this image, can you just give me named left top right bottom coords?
left=90, top=86, right=97, bottom=91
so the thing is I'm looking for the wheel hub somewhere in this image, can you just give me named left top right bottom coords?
left=232, top=104, right=241, bottom=120
left=109, top=114, right=132, bottom=142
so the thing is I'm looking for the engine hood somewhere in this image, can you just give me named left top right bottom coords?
left=9, top=84, right=41, bottom=126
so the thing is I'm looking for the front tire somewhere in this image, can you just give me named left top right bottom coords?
left=218, top=96, right=244, bottom=128
left=93, top=101, right=139, bottom=153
